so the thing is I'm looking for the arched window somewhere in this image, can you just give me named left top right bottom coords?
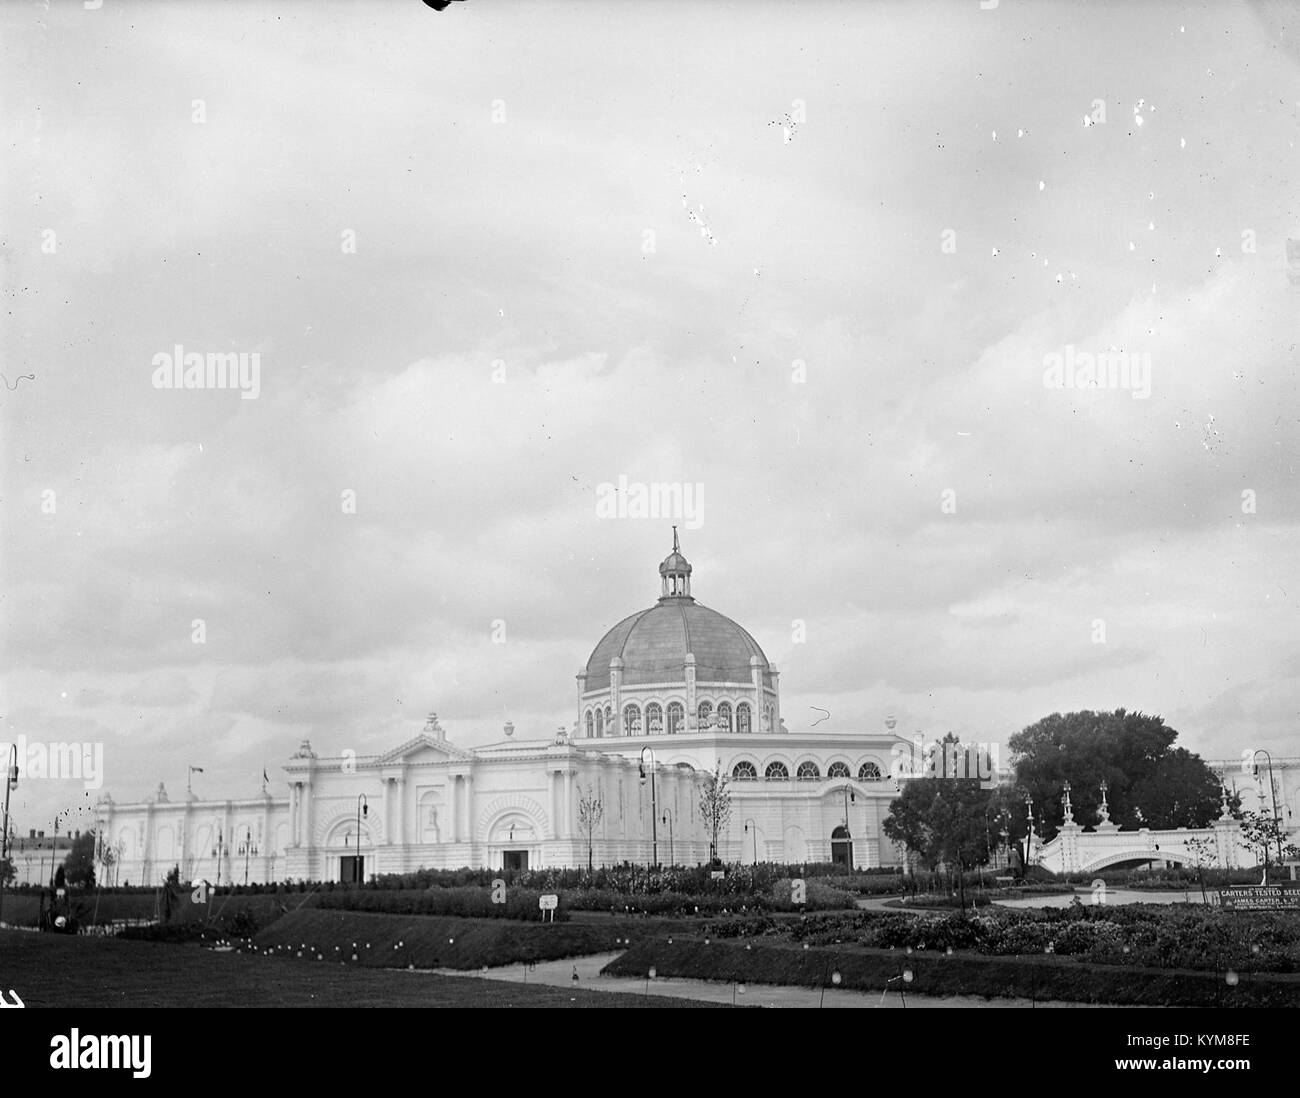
left=697, top=700, right=713, bottom=728
left=858, top=761, right=882, bottom=781
left=765, top=762, right=789, bottom=781
left=796, top=761, right=820, bottom=781
left=716, top=702, right=733, bottom=733
left=827, top=761, right=850, bottom=778
left=585, top=710, right=594, bottom=738
left=623, top=704, right=642, bottom=737
left=736, top=702, right=752, bottom=733
left=666, top=702, right=684, bottom=735
left=645, top=703, right=663, bottom=735
left=732, top=761, right=758, bottom=781
left=595, top=708, right=604, bottom=738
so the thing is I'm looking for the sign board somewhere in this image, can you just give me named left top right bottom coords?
left=710, top=870, right=725, bottom=880
left=1218, top=886, right=1300, bottom=911
left=538, top=894, right=558, bottom=910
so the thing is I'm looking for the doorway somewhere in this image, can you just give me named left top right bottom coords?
left=340, top=855, right=364, bottom=883
left=502, top=850, right=529, bottom=871
left=831, top=826, right=853, bottom=869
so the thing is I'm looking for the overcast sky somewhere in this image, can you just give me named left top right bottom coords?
left=2, top=0, right=1297, bottom=833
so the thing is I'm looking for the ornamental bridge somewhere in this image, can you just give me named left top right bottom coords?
left=1030, top=785, right=1257, bottom=875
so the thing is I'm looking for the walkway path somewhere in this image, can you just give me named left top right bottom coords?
left=431, top=952, right=1101, bottom=1008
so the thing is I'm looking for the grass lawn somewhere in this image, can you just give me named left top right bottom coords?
left=251, top=909, right=715, bottom=970
left=0, top=929, right=709, bottom=1008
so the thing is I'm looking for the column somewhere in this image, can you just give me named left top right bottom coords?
left=1058, top=821, right=1082, bottom=874
left=549, top=771, right=560, bottom=839
left=462, top=773, right=474, bottom=843
left=684, top=653, right=696, bottom=729
left=397, top=767, right=408, bottom=846
left=576, top=670, right=588, bottom=736
left=610, top=658, right=623, bottom=736
left=565, top=769, right=576, bottom=840
left=262, top=797, right=274, bottom=884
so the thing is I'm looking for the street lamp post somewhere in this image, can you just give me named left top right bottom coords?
left=238, top=827, right=259, bottom=886
left=639, top=748, right=657, bottom=868
left=0, top=744, right=17, bottom=927
left=1023, top=793, right=1035, bottom=871
left=661, top=812, right=673, bottom=866
left=210, top=826, right=227, bottom=888
left=47, top=812, right=66, bottom=890
left=743, top=818, right=758, bottom=865
left=355, top=793, right=369, bottom=884
left=1251, top=749, right=1285, bottom=866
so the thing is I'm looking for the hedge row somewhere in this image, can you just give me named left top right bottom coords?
left=314, top=886, right=566, bottom=921
left=702, top=903, right=1300, bottom=973
left=604, top=939, right=1300, bottom=1007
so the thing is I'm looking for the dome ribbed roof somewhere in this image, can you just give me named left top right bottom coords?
left=658, top=550, right=692, bottom=575
left=583, top=600, right=772, bottom=692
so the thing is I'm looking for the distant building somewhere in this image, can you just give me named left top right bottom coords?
left=1211, top=755, right=1300, bottom=847
left=7, top=829, right=78, bottom=888
left=95, top=536, right=911, bottom=884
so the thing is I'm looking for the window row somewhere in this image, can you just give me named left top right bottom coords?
left=730, top=760, right=884, bottom=782
left=584, top=700, right=764, bottom=737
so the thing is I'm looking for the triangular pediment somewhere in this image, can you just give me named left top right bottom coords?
left=374, top=733, right=473, bottom=767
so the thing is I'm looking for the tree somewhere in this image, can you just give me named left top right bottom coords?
left=63, top=830, right=97, bottom=888
left=577, top=784, right=603, bottom=873
left=699, top=760, right=732, bottom=865
left=883, top=757, right=1003, bottom=910
left=0, top=855, right=14, bottom=888
left=1009, top=709, right=1225, bottom=839
left=1184, top=835, right=1217, bottom=904
left=1238, top=809, right=1299, bottom=879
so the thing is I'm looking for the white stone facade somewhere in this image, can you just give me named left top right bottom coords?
left=93, top=536, right=912, bottom=884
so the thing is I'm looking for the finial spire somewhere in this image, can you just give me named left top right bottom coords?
left=658, top=530, right=693, bottom=600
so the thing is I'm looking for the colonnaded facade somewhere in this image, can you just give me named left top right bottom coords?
left=94, top=535, right=913, bottom=885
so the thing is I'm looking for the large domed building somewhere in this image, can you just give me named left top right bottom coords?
left=90, top=536, right=913, bottom=885
left=577, top=530, right=781, bottom=740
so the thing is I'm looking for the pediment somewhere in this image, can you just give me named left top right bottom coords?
left=374, top=733, right=473, bottom=767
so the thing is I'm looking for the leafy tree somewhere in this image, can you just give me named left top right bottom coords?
left=883, top=748, right=1023, bottom=909
left=1009, top=709, right=1226, bottom=839
left=62, top=830, right=97, bottom=888
left=576, top=785, right=603, bottom=873
left=1238, top=809, right=1299, bottom=878
left=0, top=855, right=14, bottom=887
left=698, top=760, right=732, bottom=865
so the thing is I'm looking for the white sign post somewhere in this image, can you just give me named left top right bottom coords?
left=539, top=893, right=558, bottom=923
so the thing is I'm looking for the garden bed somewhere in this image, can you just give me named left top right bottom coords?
left=602, top=937, right=1300, bottom=1007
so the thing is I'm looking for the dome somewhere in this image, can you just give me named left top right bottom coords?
left=584, top=602, right=773, bottom=692
left=658, top=550, right=692, bottom=576
left=583, top=532, right=773, bottom=692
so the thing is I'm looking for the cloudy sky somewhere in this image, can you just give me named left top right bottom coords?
left=2, top=0, right=1297, bottom=833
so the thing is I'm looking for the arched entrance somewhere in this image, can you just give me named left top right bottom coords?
left=831, top=825, right=853, bottom=868
left=489, top=813, right=538, bottom=871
